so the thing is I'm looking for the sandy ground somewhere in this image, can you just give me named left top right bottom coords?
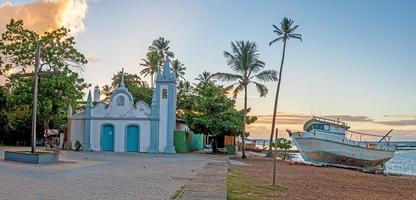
left=230, top=157, right=416, bottom=200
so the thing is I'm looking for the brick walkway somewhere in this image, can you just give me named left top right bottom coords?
left=178, top=160, right=228, bottom=200
left=0, top=147, right=225, bottom=200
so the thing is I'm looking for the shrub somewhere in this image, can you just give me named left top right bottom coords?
left=74, top=140, right=82, bottom=151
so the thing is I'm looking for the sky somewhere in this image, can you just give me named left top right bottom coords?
left=1, top=0, right=416, bottom=140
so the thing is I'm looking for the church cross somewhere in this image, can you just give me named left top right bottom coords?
left=120, top=67, right=125, bottom=87
left=13, top=45, right=60, bottom=153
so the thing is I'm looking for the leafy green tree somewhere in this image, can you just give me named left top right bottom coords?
left=213, top=41, right=278, bottom=159
left=268, top=17, right=302, bottom=155
left=184, top=82, right=243, bottom=138
left=0, top=86, right=9, bottom=143
left=111, top=71, right=145, bottom=89
left=148, top=37, right=174, bottom=64
left=272, top=138, right=292, bottom=159
left=140, top=51, right=161, bottom=88
left=171, top=59, right=186, bottom=81
left=0, top=19, right=88, bottom=141
left=176, top=80, right=193, bottom=117
left=104, top=72, right=152, bottom=105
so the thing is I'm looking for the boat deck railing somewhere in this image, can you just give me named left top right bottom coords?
left=312, top=116, right=347, bottom=127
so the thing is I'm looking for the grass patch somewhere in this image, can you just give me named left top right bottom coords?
left=170, top=185, right=185, bottom=200
left=227, top=170, right=286, bottom=200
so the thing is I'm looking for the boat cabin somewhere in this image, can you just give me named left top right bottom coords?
left=303, top=116, right=350, bottom=136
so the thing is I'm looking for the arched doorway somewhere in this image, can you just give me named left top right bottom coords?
left=126, top=125, right=140, bottom=152
left=102, top=124, right=114, bottom=151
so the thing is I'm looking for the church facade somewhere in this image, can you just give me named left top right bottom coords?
left=68, top=59, right=177, bottom=153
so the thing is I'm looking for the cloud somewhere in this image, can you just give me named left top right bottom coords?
left=86, top=51, right=100, bottom=63
left=0, top=0, right=88, bottom=36
left=246, top=112, right=416, bottom=139
left=376, top=119, right=416, bottom=126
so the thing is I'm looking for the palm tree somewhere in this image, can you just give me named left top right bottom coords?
left=268, top=17, right=302, bottom=155
left=214, top=41, right=278, bottom=159
left=171, top=59, right=186, bottom=81
left=195, top=71, right=215, bottom=85
left=148, top=37, right=174, bottom=64
left=101, top=85, right=112, bottom=102
left=140, top=51, right=161, bottom=88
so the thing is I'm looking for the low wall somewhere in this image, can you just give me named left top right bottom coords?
left=5, top=151, right=59, bottom=164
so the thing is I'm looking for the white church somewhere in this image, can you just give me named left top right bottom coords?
left=68, top=59, right=177, bottom=153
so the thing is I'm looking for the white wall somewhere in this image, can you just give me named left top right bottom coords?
left=70, top=120, right=84, bottom=148
left=89, top=119, right=151, bottom=152
left=175, top=122, right=189, bottom=131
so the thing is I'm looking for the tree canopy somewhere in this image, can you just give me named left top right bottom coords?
left=0, top=19, right=88, bottom=144
left=183, top=81, right=243, bottom=136
left=102, top=72, right=152, bottom=105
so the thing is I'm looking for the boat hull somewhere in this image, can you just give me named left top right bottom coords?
left=292, top=137, right=395, bottom=168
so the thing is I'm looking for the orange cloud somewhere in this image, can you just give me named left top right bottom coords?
left=247, top=112, right=416, bottom=140
left=0, top=0, right=88, bottom=36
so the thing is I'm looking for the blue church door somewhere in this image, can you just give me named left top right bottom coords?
left=102, top=125, right=114, bottom=151
left=126, top=125, right=139, bottom=152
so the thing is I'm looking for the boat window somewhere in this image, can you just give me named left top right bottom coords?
left=309, top=124, right=330, bottom=131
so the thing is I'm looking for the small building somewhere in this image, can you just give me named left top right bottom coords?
left=68, top=59, right=177, bottom=153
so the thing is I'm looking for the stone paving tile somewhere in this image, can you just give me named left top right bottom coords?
left=0, top=147, right=225, bottom=200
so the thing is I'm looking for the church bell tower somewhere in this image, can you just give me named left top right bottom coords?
left=148, top=57, right=177, bottom=153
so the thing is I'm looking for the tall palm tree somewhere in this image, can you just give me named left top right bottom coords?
left=171, top=59, right=186, bottom=81
left=214, top=41, right=278, bottom=159
left=148, top=37, right=174, bottom=65
left=101, top=85, right=112, bottom=102
left=268, top=17, right=302, bottom=155
left=195, top=71, right=215, bottom=85
left=140, top=51, right=161, bottom=88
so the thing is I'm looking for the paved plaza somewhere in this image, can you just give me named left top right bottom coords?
left=0, top=147, right=228, bottom=200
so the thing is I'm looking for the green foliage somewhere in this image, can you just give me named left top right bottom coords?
left=274, top=138, right=292, bottom=150
left=171, top=59, right=186, bottom=81
left=184, top=82, right=243, bottom=136
left=269, top=17, right=302, bottom=46
left=140, top=51, right=161, bottom=88
left=148, top=37, right=174, bottom=62
left=271, top=138, right=292, bottom=159
left=176, top=80, right=193, bottom=117
left=74, top=140, right=82, bottom=151
left=0, top=19, right=88, bottom=144
left=102, top=72, right=152, bottom=105
left=195, top=71, right=216, bottom=86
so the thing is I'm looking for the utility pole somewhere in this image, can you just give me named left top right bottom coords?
left=272, top=128, right=278, bottom=186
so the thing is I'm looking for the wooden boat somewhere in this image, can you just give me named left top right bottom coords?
left=288, top=116, right=396, bottom=168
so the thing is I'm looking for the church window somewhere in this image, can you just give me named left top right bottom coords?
left=117, top=96, right=125, bottom=105
left=162, top=89, right=168, bottom=99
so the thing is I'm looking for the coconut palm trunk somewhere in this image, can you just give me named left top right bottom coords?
left=269, top=39, right=286, bottom=154
left=242, top=84, right=248, bottom=159
left=151, top=73, right=154, bottom=89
